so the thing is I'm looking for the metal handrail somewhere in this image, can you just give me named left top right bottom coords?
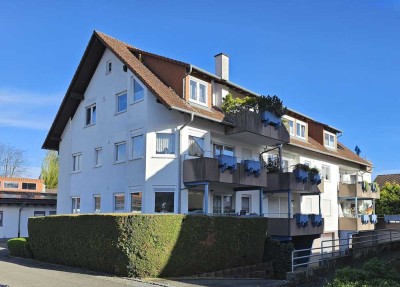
left=291, top=229, right=400, bottom=271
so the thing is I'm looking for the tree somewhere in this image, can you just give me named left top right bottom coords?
left=41, top=151, right=59, bottom=189
left=375, top=182, right=400, bottom=215
left=0, top=143, right=27, bottom=177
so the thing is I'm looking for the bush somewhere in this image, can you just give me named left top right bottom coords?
left=28, top=214, right=268, bottom=277
left=262, top=236, right=293, bottom=279
left=7, top=237, right=33, bottom=258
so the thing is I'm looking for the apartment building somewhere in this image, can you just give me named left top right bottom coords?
left=0, top=177, right=56, bottom=238
left=43, top=31, right=378, bottom=248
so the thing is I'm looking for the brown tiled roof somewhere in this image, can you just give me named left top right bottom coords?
left=374, top=174, right=400, bottom=187
left=95, top=32, right=230, bottom=125
left=289, top=137, right=371, bottom=167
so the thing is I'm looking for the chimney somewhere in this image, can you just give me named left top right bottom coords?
left=214, top=53, right=229, bottom=81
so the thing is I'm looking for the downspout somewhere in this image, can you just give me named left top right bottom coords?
left=18, top=203, right=26, bottom=238
left=178, top=112, right=194, bottom=214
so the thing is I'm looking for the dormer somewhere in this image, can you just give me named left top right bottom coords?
left=323, top=130, right=337, bottom=150
left=283, top=115, right=308, bottom=141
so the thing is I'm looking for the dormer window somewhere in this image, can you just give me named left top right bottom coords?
left=189, top=77, right=207, bottom=106
left=296, top=121, right=306, bottom=139
left=324, top=131, right=336, bottom=149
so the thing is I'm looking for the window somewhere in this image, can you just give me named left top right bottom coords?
left=34, top=211, right=45, bottom=217
left=94, top=147, right=102, bottom=167
left=131, top=134, right=144, bottom=159
left=114, top=194, right=125, bottom=211
left=296, top=122, right=306, bottom=139
left=116, top=92, right=127, bottom=113
left=282, top=159, right=289, bottom=172
left=321, top=165, right=331, bottom=181
left=324, top=132, right=335, bottom=148
left=213, top=144, right=235, bottom=157
left=0, top=211, right=3, bottom=226
left=131, top=192, right=142, bottom=212
left=156, top=133, right=175, bottom=154
left=133, top=79, right=144, bottom=102
left=71, top=197, right=80, bottom=214
left=4, top=182, right=18, bottom=189
left=106, top=60, right=112, bottom=74
left=85, top=105, right=96, bottom=126
left=213, top=195, right=233, bottom=214
left=189, top=78, right=207, bottom=105
left=22, top=183, right=36, bottom=190
left=242, top=148, right=252, bottom=160
left=72, top=153, right=82, bottom=172
left=155, top=188, right=175, bottom=213
left=304, top=161, right=311, bottom=167
left=188, top=136, right=204, bottom=157
left=288, top=120, right=294, bottom=135
left=241, top=196, right=251, bottom=213
left=115, top=142, right=126, bottom=163
left=94, top=195, right=101, bottom=212
left=49, top=211, right=56, bottom=215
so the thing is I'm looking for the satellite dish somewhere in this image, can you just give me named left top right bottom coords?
left=355, top=146, right=361, bottom=156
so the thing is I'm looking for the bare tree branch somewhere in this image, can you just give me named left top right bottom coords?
left=0, top=143, right=27, bottom=177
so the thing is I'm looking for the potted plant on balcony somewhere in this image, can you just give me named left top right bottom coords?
left=221, top=93, right=257, bottom=114
left=309, top=167, right=321, bottom=185
left=293, top=163, right=309, bottom=183
left=258, top=95, right=287, bottom=127
left=266, top=157, right=281, bottom=174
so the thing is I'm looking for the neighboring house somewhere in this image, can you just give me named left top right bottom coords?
left=374, top=174, right=400, bottom=187
left=0, top=177, right=57, bottom=239
left=43, top=31, right=377, bottom=249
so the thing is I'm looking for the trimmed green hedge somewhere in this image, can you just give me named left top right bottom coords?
left=7, top=237, right=33, bottom=258
left=263, top=236, right=293, bottom=279
left=28, top=214, right=267, bottom=277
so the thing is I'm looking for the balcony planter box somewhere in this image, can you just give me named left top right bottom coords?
left=370, top=214, right=378, bottom=224
left=261, top=111, right=281, bottom=128
left=361, top=214, right=370, bottom=225
left=243, top=160, right=262, bottom=177
left=384, top=215, right=400, bottom=223
left=294, top=168, right=309, bottom=183
left=311, top=214, right=323, bottom=227
left=309, top=173, right=321, bottom=185
left=217, top=154, right=237, bottom=174
left=295, top=213, right=308, bottom=227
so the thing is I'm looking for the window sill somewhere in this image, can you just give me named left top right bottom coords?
left=129, top=156, right=144, bottom=161
left=71, top=170, right=82, bottom=174
left=130, top=98, right=144, bottom=105
left=152, top=154, right=176, bottom=159
left=114, top=160, right=126, bottom=165
left=189, top=99, right=208, bottom=107
left=84, top=123, right=96, bottom=128
left=94, top=164, right=102, bottom=168
left=115, top=110, right=127, bottom=115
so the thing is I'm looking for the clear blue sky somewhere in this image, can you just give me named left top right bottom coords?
left=0, top=0, right=399, bottom=178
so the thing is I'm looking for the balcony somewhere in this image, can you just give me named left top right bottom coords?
left=183, top=157, right=267, bottom=188
left=338, top=182, right=380, bottom=199
left=265, top=172, right=324, bottom=193
left=224, top=110, right=290, bottom=146
left=339, top=216, right=375, bottom=231
left=267, top=214, right=324, bottom=237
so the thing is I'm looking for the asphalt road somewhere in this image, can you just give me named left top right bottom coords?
left=0, top=243, right=289, bottom=287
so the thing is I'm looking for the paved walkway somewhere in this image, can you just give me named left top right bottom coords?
left=0, top=242, right=289, bottom=287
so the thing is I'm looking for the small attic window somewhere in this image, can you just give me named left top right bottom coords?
left=106, top=60, right=112, bottom=74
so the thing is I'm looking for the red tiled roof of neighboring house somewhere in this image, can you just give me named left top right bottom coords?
left=289, top=137, right=371, bottom=167
left=374, top=174, right=400, bottom=187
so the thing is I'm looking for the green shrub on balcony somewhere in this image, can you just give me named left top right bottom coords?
left=7, top=237, right=33, bottom=258
left=28, top=214, right=268, bottom=278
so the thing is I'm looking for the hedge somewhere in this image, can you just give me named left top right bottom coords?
left=28, top=214, right=267, bottom=277
left=262, top=236, right=293, bottom=279
left=7, top=237, right=33, bottom=258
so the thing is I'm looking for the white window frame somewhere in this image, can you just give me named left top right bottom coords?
left=94, top=195, right=101, bottom=212
left=188, top=135, right=205, bottom=157
left=71, top=197, right=80, bottom=214
left=106, top=60, right=112, bottom=74
left=154, top=132, right=176, bottom=157
left=116, top=91, right=128, bottom=114
left=114, top=193, right=125, bottom=212
left=154, top=186, right=176, bottom=213
left=131, top=77, right=145, bottom=104
left=94, top=147, right=102, bottom=167
left=189, top=76, right=208, bottom=106
left=85, top=104, right=96, bottom=126
left=115, top=142, right=127, bottom=163
left=324, top=131, right=336, bottom=149
left=22, top=182, right=36, bottom=190
left=321, top=165, right=331, bottom=182
left=130, top=133, right=144, bottom=160
left=72, top=153, right=82, bottom=173
left=241, top=195, right=251, bottom=214
left=213, top=142, right=235, bottom=157
left=296, top=119, right=307, bottom=140
left=130, top=191, right=142, bottom=213
left=212, top=194, right=233, bottom=214
left=4, top=181, right=19, bottom=189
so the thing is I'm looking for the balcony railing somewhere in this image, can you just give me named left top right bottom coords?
left=183, top=156, right=267, bottom=188
left=338, top=182, right=380, bottom=199
left=224, top=109, right=290, bottom=145
left=265, top=172, right=324, bottom=193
